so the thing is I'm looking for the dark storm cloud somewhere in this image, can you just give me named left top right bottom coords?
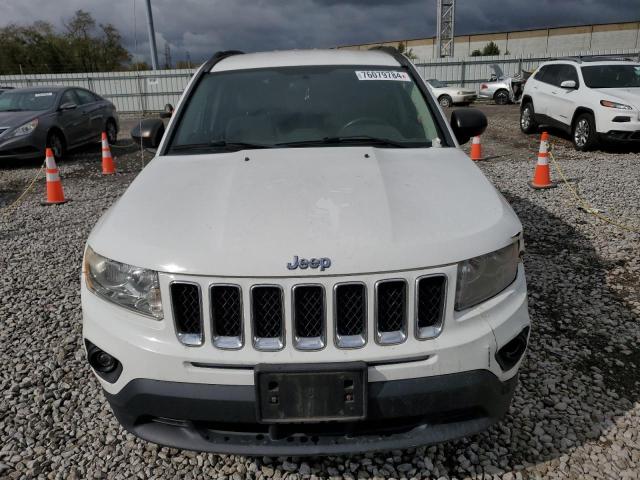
left=1, top=0, right=638, bottom=64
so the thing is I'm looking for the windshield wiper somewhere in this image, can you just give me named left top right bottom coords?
left=275, top=136, right=431, bottom=149
left=169, top=140, right=273, bottom=153
left=0, top=108, right=24, bottom=112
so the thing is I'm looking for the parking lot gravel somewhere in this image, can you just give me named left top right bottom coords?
left=1, top=106, right=639, bottom=479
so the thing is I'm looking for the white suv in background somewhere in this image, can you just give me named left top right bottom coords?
left=82, top=48, right=530, bottom=455
left=520, top=57, right=640, bottom=150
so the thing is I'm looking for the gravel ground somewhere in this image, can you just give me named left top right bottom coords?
left=1, top=106, right=639, bottom=479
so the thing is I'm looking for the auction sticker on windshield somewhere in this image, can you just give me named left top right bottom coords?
left=355, top=71, right=411, bottom=81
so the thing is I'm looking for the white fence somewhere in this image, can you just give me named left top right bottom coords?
left=0, top=69, right=196, bottom=113
left=0, top=49, right=637, bottom=113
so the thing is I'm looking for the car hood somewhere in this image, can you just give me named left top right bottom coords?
left=0, top=110, right=40, bottom=130
left=594, top=88, right=640, bottom=109
left=88, top=147, right=522, bottom=276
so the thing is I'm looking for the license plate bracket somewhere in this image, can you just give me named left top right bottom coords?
left=255, top=362, right=367, bottom=423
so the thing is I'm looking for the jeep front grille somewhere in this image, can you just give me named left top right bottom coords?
left=168, top=272, right=449, bottom=350
left=375, top=279, right=407, bottom=345
left=170, top=282, right=203, bottom=346
left=415, top=275, right=447, bottom=339
left=251, top=285, right=285, bottom=351
left=210, top=285, right=243, bottom=349
left=292, top=285, right=325, bottom=350
left=334, top=283, right=367, bottom=348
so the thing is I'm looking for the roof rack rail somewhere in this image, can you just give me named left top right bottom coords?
left=202, top=50, right=245, bottom=70
left=554, top=54, right=639, bottom=64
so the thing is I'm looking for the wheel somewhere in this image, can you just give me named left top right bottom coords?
left=438, top=95, right=453, bottom=108
left=106, top=120, right=118, bottom=145
left=572, top=113, right=598, bottom=151
left=47, top=131, right=65, bottom=161
left=494, top=90, right=510, bottom=105
left=520, top=102, right=538, bottom=134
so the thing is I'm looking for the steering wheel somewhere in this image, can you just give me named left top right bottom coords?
left=338, top=116, right=386, bottom=135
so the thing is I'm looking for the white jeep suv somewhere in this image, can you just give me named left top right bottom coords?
left=82, top=48, right=530, bottom=455
left=520, top=57, right=640, bottom=150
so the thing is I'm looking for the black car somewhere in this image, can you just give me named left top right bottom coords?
left=0, top=86, right=119, bottom=161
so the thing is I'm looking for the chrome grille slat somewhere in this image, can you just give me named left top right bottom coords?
left=170, top=282, right=203, bottom=346
left=375, top=279, right=407, bottom=345
left=251, top=285, right=285, bottom=351
left=334, top=283, right=367, bottom=348
left=210, top=285, right=243, bottom=349
left=292, top=285, right=325, bottom=350
left=415, top=275, right=447, bottom=339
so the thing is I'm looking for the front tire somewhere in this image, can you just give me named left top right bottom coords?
left=106, top=120, right=118, bottom=145
left=438, top=95, right=453, bottom=108
left=520, top=103, right=538, bottom=134
left=47, top=131, right=65, bottom=161
left=494, top=90, right=509, bottom=105
left=572, top=113, right=598, bottom=151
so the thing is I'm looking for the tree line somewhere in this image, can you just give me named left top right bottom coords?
left=0, top=10, right=132, bottom=74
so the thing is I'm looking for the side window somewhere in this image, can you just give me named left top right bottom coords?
left=74, top=89, right=96, bottom=105
left=541, top=65, right=561, bottom=86
left=558, top=65, right=579, bottom=86
left=60, top=90, right=78, bottom=106
left=534, top=66, right=548, bottom=82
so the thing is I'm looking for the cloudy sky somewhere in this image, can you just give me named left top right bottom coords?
left=2, top=0, right=638, bottom=63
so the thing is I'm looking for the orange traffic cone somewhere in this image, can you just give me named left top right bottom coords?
left=101, top=132, right=116, bottom=175
left=42, top=148, right=68, bottom=205
left=470, top=135, right=483, bottom=161
left=529, top=132, right=556, bottom=189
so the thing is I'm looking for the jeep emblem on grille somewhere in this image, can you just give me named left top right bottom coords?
left=287, top=255, right=331, bottom=271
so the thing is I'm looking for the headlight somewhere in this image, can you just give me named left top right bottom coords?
left=7, top=118, right=38, bottom=138
left=600, top=100, right=632, bottom=110
left=457, top=91, right=464, bottom=95
left=455, top=241, right=520, bottom=311
left=84, top=246, right=163, bottom=319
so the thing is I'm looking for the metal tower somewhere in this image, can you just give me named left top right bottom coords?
left=143, top=0, right=160, bottom=70
left=436, top=0, right=456, bottom=57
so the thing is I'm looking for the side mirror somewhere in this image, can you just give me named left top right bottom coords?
left=560, top=80, right=577, bottom=89
left=131, top=118, right=165, bottom=150
left=59, top=102, right=77, bottom=111
left=159, top=103, right=174, bottom=119
left=450, top=109, right=488, bottom=145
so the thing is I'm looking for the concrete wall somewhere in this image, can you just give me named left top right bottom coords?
left=338, top=21, right=640, bottom=61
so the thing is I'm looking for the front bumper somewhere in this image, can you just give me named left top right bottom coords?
left=106, top=369, right=519, bottom=455
left=83, top=262, right=530, bottom=453
left=452, top=94, right=477, bottom=103
left=599, top=110, right=640, bottom=140
left=0, top=133, right=44, bottom=160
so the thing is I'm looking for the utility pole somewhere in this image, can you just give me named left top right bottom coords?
left=436, top=0, right=456, bottom=57
left=143, top=0, right=160, bottom=70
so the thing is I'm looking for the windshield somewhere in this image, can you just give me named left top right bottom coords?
left=167, top=65, right=442, bottom=154
left=0, top=90, right=57, bottom=112
left=581, top=65, right=640, bottom=88
left=428, top=79, right=445, bottom=88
